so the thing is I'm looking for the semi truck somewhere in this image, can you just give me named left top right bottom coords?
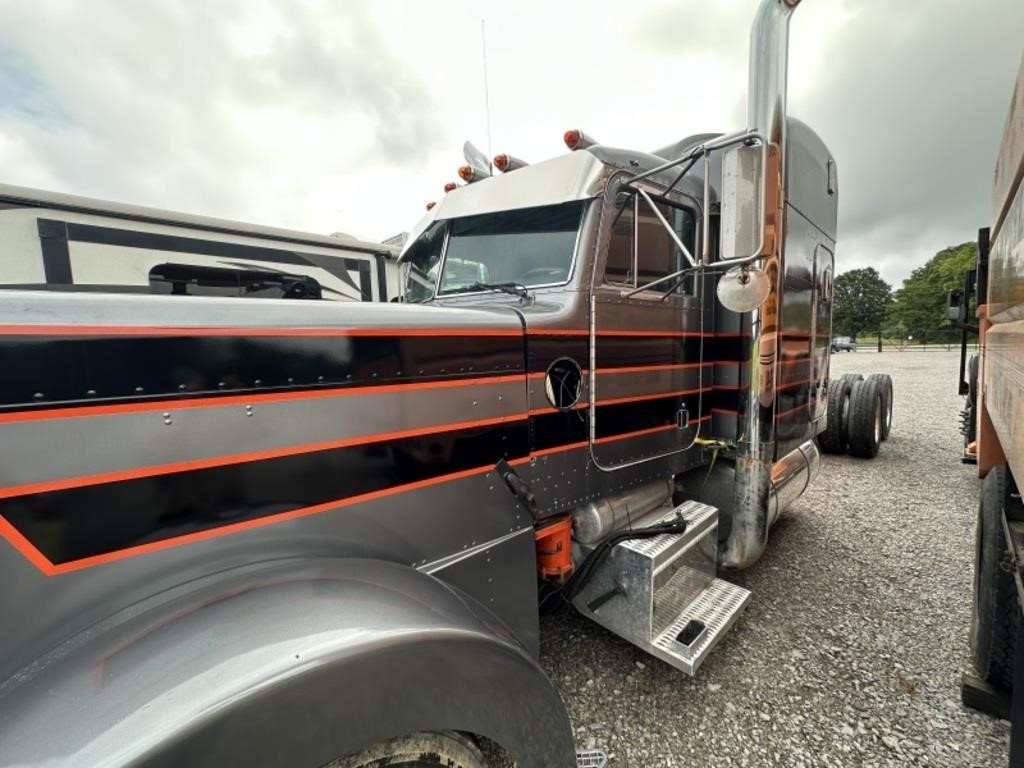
left=0, top=2, right=891, bottom=765
left=0, top=183, right=403, bottom=301
left=957, top=48, right=1024, bottom=768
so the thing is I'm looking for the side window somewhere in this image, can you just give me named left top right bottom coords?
left=403, top=222, right=446, bottom=302
left=604, top=193, right=696, bottom=295
left=604, top=196, right=634, bottom=285
left=149, top=264, right=322, bottom=299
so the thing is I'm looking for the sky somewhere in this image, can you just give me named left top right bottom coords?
left=0, top=0, right=1021, bottom=288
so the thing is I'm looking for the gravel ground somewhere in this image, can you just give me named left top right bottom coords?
left=539, top=349, right=1010, bottom=767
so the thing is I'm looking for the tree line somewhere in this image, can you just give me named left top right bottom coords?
left=831, top=241, right=976, bottom=344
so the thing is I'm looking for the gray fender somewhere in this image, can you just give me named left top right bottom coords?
left=0, top=558, right=575, bottom=768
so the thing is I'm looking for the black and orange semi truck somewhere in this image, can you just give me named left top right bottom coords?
left=0, top=2, right=892, bottom=766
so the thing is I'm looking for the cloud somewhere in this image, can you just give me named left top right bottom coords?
left=791, top=0, right=1023, bottom=286
left=0, top=0, right=447, bottom=235
left=0, top=0, right=1020, bottom=278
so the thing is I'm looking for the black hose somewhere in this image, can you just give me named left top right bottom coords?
left=539, top=514, right=689, bottom=613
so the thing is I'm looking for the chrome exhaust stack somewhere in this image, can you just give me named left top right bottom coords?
left=720, top=0, right=801, bottom=570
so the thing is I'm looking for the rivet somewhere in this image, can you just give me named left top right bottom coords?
left=33, top=392, right=44, bottom=400
left=287, top=377, right=294, bottom=384
left=318, top=376, right=325, bottom=382
left=134, top=387, right=144, bottom=394
left=245, top=405, right=254, bottom=417
left=178, top=384, right=186, bottom=391
left=86, top=389, right=97, bottom=397
left=254, top=379, right=262, bottom=386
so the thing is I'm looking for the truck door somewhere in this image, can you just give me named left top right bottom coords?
left=589, top=189, right=704, bottom=469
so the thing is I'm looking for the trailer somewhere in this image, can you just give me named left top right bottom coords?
left=0, top=2, right=892, bottom=766
left=957, top=48, right=1024, bottom=768
left=0, top=182, right=403, bottom=301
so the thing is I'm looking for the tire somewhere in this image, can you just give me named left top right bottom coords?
left=970, top=466, right=1020, bottom=692
left=819, top=377, right=853, bottom=454
left=847, top=378, right=882, bottom=458
left=867, top=373, right=893, bottom=441
left=325, top=732, right=486, bottom=768
left=840, top=372, right=863, bottom=385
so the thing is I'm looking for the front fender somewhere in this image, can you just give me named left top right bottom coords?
left=0, top=558, right=575, bottom=768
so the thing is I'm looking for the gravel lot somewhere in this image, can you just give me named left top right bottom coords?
left=539, top=349, right=1010, bottom=767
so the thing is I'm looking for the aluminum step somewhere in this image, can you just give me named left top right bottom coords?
left=576, top=749, right=608, bottom=768
left=573, top=500, right=751, bottom=675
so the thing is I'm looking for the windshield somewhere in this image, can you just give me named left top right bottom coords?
left=401, top=202, right=584, bottom=301
left=440, top=202, right=583, bottom=294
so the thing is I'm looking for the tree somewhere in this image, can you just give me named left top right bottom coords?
left=885, top=242, right=976, bottom=339
left=833, top=267, right=892, bottom=340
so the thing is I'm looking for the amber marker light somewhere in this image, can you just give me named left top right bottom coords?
left=443, top=182, right=458, bottom=193
left=426, top=201, right=436, bottom=211
left=494, top=153, right=510, bottom=172
left=457, top=165, right=474, bottom=182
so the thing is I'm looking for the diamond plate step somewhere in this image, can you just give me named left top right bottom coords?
left=649, top=577, right=750, bottom=674
left=573, top=500, right=751, bottom=675
left=576, top=749, right=608, bottom=768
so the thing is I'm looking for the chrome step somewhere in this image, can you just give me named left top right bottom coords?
left=573, top=500, right=751, bottom=675
left=576, top=749, right=608, bottom=768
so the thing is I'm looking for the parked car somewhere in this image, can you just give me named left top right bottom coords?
left=832, top=336, right=858, bottom=352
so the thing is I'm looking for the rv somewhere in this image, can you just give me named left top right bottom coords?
left=0, top=183, right=402, bottom=301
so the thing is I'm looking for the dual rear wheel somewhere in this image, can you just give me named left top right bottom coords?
left=819, top=372, right=893, bottom=458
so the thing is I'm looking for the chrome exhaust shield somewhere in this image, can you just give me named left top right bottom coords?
left=720, top=0, right=801, bottom=570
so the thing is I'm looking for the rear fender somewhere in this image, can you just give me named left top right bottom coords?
left=0, top=558, right=575, bottom=768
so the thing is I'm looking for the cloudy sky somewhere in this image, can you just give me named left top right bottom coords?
left=0, top=0, right=1021, bottom=287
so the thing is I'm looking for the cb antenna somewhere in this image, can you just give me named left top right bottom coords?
left=481, top=18, right=493, bottom=172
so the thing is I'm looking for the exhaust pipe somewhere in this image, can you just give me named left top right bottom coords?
left=720, top=0, right=801, bottom=570
left=767, top=440, right=820, bottom=526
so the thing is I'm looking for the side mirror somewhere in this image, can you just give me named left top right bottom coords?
left=720, top=143, right=765, bottom=260
left=945, top=289, right=966, bottom=323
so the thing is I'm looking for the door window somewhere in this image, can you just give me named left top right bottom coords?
left=603, top=193, right=696, bottom=295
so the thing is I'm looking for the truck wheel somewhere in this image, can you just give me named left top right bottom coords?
left=970, top=465, right=1019, bottom=692
left=819, top=377, right=853, bottom=454
left=867, top=373, right=893, bottom=441
left=325, top=732, right=486, bottom=768
left=847, top=378, right=882, bottom=458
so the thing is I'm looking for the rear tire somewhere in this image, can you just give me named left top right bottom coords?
left=847, top=378, right=882, bottom=458
left=970, top=466, right=1019, bottom=692
left=819, top=377, right=853, bottom=454
left=325, top=732, right=487, bottom=768
left=867, top=373, right=893, bottom=441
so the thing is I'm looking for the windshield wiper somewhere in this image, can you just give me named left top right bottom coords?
left=448, top=281, right=530, bottom=299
